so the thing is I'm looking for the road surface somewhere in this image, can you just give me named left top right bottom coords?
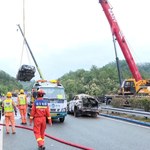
left=1, top=113, right=150, bottom=150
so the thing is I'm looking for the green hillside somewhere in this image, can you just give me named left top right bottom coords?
left=59, top=60, right=150, bottom=99
left=0, top=70, right=23, bottom=95
left=1, top=60, right=150, bottom=98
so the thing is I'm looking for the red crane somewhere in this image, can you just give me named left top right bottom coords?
left=99, top=0, right=150, bottom=95
left=99, top=0, right=142, bottom=81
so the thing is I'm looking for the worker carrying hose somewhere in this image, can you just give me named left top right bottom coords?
left=17, top=89, right=28, bottom=124
left=2, top=92, right=17, bottom=134
left=30, top=89, right=52, bottom=150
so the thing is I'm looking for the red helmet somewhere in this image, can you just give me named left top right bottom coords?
left=37, top=89, right=45, bottom=97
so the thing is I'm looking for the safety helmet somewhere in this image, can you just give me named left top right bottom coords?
left=37, top=89, right=45, bottom=97
left=7, top=92, right=12, bottom=98
left=20, top=89, right=24, bottom=94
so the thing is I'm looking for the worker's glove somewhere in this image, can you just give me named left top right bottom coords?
left=48, top=119, right=52, bottom=126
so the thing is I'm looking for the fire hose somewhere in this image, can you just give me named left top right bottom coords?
left=0, top=123, right=94, bottom=150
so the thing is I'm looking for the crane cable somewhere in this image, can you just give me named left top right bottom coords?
left=20, top=0, right=31, bottom=67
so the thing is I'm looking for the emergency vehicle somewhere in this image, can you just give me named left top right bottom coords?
left=28, top=80, right=67, bottom=123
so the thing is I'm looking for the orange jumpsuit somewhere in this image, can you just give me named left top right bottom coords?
left=2, top=98, right=17, bottom=134
left=30, top=98, right=51, bottom=147
left=17, top=94, right=27, bottom=124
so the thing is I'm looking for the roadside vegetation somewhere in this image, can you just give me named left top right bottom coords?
left=60, top=60, right=150, bottom=98
left=0, top=70, right=23, bottom=94
left=111, top=97, right=150, bottom=112
left=1, top=60, right=150, bottom=112
left=0, top=70, right=34, bottom=95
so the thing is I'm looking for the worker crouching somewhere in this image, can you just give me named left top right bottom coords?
left=30, top=89, right=52, bottom=150
left=17, top=89, right=27, bottom=124
left=2, top=92, right=17, bottom=134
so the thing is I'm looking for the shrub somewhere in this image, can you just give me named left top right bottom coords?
left=111, top=96, right=150, bottom=112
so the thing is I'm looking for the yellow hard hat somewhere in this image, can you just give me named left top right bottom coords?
left=20, top=89, right=24, bottom=94
left=7, top=92, right=12, bottom=97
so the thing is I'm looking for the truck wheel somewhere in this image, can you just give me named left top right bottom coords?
left=67, top=106, right=71, bottom=114
left=59, top=117, right=65, bottom=123
left=91, top=113, right=98, bottom=117
left=74, top=108, right=79, bottom=117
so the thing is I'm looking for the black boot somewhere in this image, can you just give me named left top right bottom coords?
left=38, top=146, right=45, bottom=150
left=38, top=146, right=43, bottom=150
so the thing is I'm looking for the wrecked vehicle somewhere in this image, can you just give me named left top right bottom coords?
left=16, top=64, right=36, bottom=81
left=67, top=94, right=100, bottom=117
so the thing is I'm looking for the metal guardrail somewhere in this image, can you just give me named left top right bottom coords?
left=100, top=106, right=150, bottom=127
left=101, top=106, right=150, bottom=118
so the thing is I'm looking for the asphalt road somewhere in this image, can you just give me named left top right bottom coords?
left=1, top=113, right=150, bottom=150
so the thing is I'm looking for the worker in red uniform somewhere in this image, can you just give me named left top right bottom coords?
left=17, top=89, right=28, bottom=124
left=30, top=89, right=52, bottom=150
left=2, top=92, right=17, bottom=134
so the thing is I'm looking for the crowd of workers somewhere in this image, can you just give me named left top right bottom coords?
left=0, top=88, right=52, bottom=150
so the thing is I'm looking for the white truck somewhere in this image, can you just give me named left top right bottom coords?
left=28, top=80, right=67, bottom=123
left=67, top=94, right=100, bottom=117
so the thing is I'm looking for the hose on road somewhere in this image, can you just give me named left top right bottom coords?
left=0, top=123, right=93, bottom=150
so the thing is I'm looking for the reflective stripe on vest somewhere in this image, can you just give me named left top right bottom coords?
left=3, top=99, right=14, bottom=112
left=18, top=95, right=26, bottom=105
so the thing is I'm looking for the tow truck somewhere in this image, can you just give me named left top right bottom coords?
left=99, top=0, right=150, bottom=97
left=17, top=25, right=67, bottom=122
left=28, top=79, right=67, bottom=122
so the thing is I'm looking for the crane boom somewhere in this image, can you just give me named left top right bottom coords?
left=17, top=24, right=44, bottom=80
left=99, top=0, right=142, bottom=82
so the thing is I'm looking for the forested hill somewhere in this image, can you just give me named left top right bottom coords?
left=1, top=60, right=150, bottom=97
left=0, top=70, right=23, bottom=94
left=59, top=60, right=150, bottom=99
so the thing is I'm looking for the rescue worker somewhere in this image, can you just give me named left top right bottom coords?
left=30, top=89, right=52, bottom=150
left=2, top=92, right=17, bottom=134
left=17, top=89, right=28, bottom=124
left=31, top=89, right=38, bottom=103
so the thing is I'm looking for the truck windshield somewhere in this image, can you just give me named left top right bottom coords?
left=41, top=87, right=66, bottom=99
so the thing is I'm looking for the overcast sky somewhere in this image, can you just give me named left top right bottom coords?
left=0, top=0, right=150, bottom=81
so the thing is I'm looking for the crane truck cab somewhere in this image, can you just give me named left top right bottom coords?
left=118, top=79, right=150, bottom=95
left=28, top=80, right=67, bottom=123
